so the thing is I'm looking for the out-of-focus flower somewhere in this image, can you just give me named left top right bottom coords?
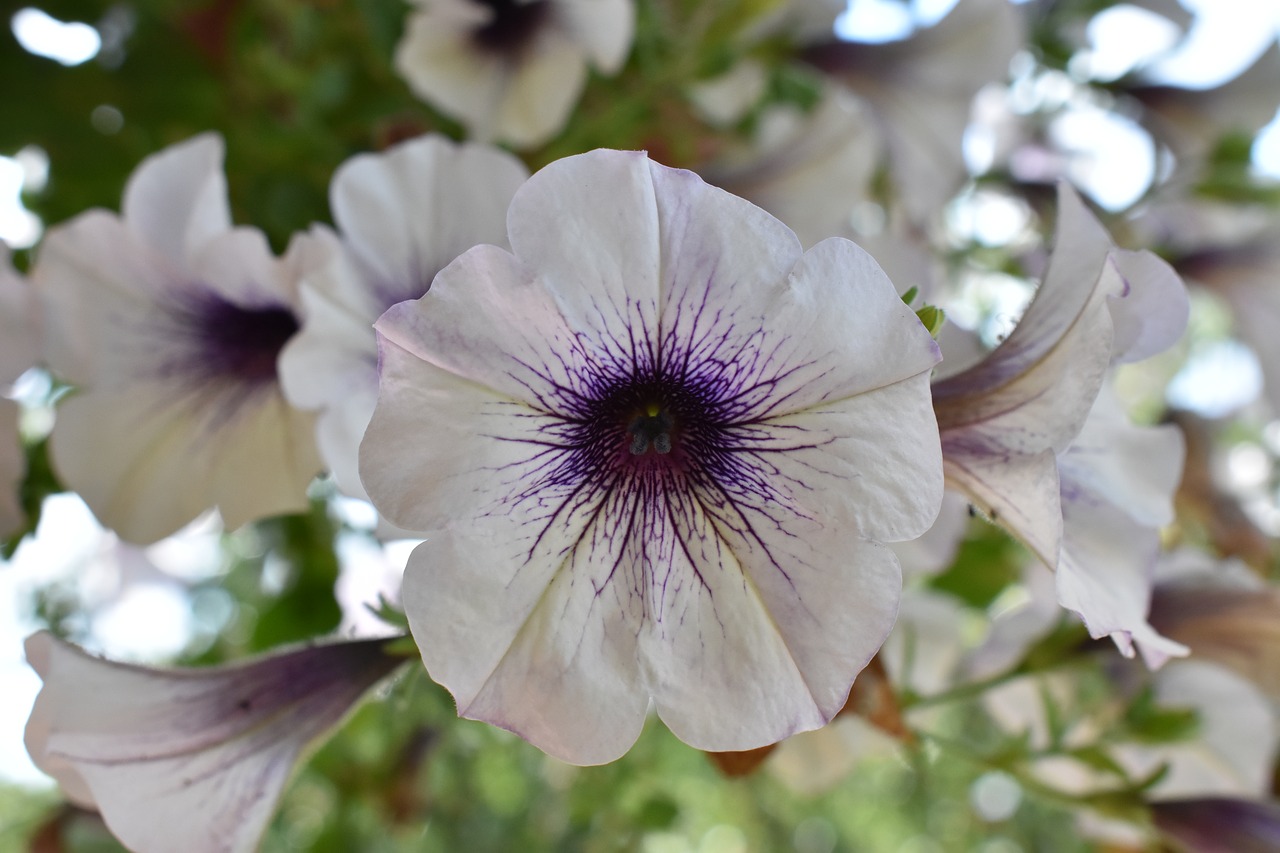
left=0, top=246, right=38, bottom=536
left=708, top=87, right=879, bottom=249
left=34, top=134, right=323, bottom=544
left=802, top=0, right=1022, bottom=221
left=394, top=0, right=634, bottom=148
left=25, top=631, right=408, bottom=853
left=1149, top=551, right=1280, bottom=700
left=279, top=135, right=528, bottom=501
left=1127, top=44, right=1280, bottom=186
left=933, top=183, right=1188, bottom=660
left=1151, top=797, right=1280, bottom=853
left=360, top=149, right=944, bottom=764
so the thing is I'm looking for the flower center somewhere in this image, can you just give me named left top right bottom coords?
left=628, top=404, right=675, bottom=456
left=472, top=0, right=549, bottom=55
left=189, top=295, right=299, bottom=385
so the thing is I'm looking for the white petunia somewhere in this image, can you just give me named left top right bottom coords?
left=394, top=0, right=635, bottom=148
left=25, top=631, right=407, bottom=853
left=33, top=134, right=324, bottom=544
left=360, top=149, right=944, bottom=764
left=278, top=134, right=528, bottom=501
left=933, top=183, right=1189, bottom=662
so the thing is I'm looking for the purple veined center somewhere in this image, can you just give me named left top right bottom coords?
left=471, top=0, right=550, bottom=55
left=170, top=290, right=299, bottom=388
left=585, top=374, right=712, bottom=477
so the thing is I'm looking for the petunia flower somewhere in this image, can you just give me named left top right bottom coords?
left=0, top=246, right=38, bottom=536
left=25, top=630, right=409, bottom=853
left=801, top=0, right=1023, bottom=222
left=360, top=148, right=944, bottom=764
left=278, top=134, right=528, bottom=502
left=933, top=183, right=1189, bottom=662
left=33, top=134, right=324, bottom=544
left=394, top=0, right=635, bottom=148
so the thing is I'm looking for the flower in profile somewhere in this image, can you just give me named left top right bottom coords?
left=33, top=134, right=323, bottom=544
left=25, top=631, right=408, bottom=853
left=278, top=134, right=528, bottom=502
left=360, top=149, right=944, bottom=764
left=394, top=0, right=635, bottom=148
left=0, top=246, right=38, bottom=536
left=932, top=183, right=1189, bottom=662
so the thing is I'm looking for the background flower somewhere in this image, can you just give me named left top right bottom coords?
left=33, top=135, right=323, bottom=544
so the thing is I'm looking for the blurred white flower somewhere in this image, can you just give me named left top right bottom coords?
left=394, top=0, right=635, bottom=148
left=279, top=134, right=528, bottom=502
left=33, top=134, right=324, bottom=544
left=360, top=149, right=944, bottom=764
left=803, top=0, right=1023, bottom=221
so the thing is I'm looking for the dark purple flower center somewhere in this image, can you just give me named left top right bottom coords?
left=471, top=0, right=549, bottom=55
left=191, top=296, right=299, bottom=384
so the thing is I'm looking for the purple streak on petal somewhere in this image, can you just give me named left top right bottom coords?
left=1152, top=798, right=1280, bottom=853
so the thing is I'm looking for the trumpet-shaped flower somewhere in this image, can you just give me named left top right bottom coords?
left=933, top=183, right=1189, bottom=662
left=25, top=631, right=408, bottom=853
left=360, top=149, right=944, bottom=764
left=34, top=134, right=323, bottom=543
left=1, top=246, right=38, bottom=535
left=394, top=0, right=635, bottom=148
left=278, top=134, right=528, bottom=501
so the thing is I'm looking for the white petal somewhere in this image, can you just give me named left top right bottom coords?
left=52, top=381, right=318, bottom=543
left=507, top=149, right=664, bottom=345
left=1058, top=386, right=1183, bottom=529
left=121, top=134, right=231, bottom=268
left=24, top=631, right=405, bottom=853
left=403, top=527, right=649, bottom=765
left=943, top=445, right=1062, bottom=566
left=558, top=0, right=635, bottom=72
left=1056, top=495, right=1187, bottom=665
left=1105, top=250, right=1188, bottom=364
left=329, top=134, right=526, bottom=304
left=394, top=5, right=508, bottom=140
left=494, top=27, right=589, bottom=147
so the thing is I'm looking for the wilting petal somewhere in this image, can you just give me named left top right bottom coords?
left=363, top=149, right=943, bottom=763
left=278, top=136, right=526, bottom=499
left=25, top=631, right=408, bottom=853
left=34, top=136, right=321, bottom=542
left=1152, top=797, right=1280, bottom=853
